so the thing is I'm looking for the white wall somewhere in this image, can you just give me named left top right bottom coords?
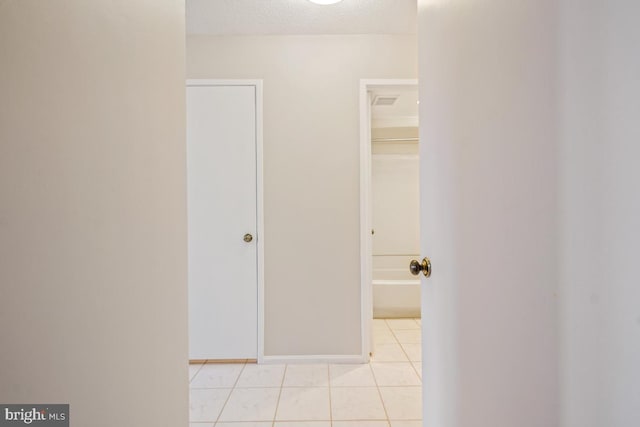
left=0, top=2, right=188, bottom=426
left=187, top=35, right=417, bottom=357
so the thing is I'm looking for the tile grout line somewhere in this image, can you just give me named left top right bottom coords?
left=214, top=361, right=248, bottom=425
left=272, top=364, right=288, bottom=427
left=368, top=356, right=392, bottom=424
left=191, top=384, right=425, bottom=389
left=371, top=319, right=398, bottom=363
left=376, top=320, right=419, bottom=371
left=405, top=318, right=423, bottom=379
left=387, top=319, right=422, bottom=374
left=189, top=360, right=206, bottom=384
left=195, top=320, right=421, bottom=427
left=383, top=319, right=422, bottom=426
left=409, top=359, right=422, bottom=380
left=385, top=319, right=422, bottom=366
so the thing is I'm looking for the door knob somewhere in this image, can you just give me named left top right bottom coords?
left=243, top=233, right=253, bottom=243
left=409, top=257, right=431, bottom=277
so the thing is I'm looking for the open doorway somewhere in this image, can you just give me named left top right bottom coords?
left=360, top=80, right=420, bottom=361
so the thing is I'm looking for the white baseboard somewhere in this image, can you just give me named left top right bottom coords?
left=259, top=354, right=366, bottom=364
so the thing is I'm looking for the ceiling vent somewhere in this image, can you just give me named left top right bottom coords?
left=372, top=95, right=399, bottom=106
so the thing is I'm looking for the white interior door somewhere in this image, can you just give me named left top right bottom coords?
left=187, top=84, right=258, bottom=360
left=418, top=2, right=561, bottom=426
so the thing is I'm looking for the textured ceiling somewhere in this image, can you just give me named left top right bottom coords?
left=186, top=0, right=417, bottom=35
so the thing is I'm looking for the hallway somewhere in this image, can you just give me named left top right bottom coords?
left=189, top=319, right=422, bottom=426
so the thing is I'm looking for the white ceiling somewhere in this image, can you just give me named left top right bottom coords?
left=186, top=0, right=417, bottom=35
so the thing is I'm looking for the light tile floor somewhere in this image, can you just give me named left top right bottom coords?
left=190, top=318, right=422, bottom=427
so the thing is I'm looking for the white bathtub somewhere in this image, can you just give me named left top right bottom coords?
left=372, top=256, right=421, bottom=318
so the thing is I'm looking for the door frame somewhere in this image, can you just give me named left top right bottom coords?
left=186, top=79, right=265, bottom=362
left=359, top=79, right=419, bottom=361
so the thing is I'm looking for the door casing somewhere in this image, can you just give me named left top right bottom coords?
left=359, top=79, right=419, bottom=362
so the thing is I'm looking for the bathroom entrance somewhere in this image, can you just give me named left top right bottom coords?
left=359, top=80, right=421, bottom=360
